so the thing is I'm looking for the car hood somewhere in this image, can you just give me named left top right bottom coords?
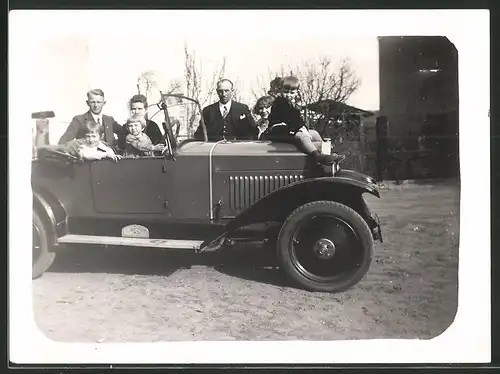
left=213, top=140, right=313, bottom=173
left=211, top=140, right=305, bottom=156
left=178, top=140, right=305, bottom=156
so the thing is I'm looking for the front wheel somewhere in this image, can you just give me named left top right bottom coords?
left=33, top=211, right=56, bottom=279
left=277, top=201, right=374, bottom=293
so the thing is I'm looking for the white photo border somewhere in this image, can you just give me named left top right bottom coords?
left=8, top=9, right=491, bottom=364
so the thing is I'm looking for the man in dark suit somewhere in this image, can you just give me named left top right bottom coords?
left=194, top=79, right=256, bottom=141
left=58, top=89, right=125, bottom=151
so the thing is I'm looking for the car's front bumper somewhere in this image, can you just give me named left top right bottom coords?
left=371, top=213, right=383, bottom=243
left=358, top=196, right=383, bottom=243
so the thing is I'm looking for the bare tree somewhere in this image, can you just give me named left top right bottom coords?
left=253, top=57, right=360, bottom=106
left=252, top=57, right=361, bottom=134
left=138, top=70, right=181, bottom=99
left=231, top=77, right=245, bottom=104
left=137, top=70, right=158, bottom=99
left=295, top=57, right=361, bottom=134
left=166, top=79, right=182, bottom=95
left=295, top=57, right=360, bottom=107
left=182, top=44, right=227, bottom=137
left=134, top=71, right=182, bottom=140
left=251, top=65, right=290, bottom=100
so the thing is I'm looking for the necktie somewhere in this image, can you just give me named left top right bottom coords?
left=97, top=118, right=104, bottom=139
left=222, top=106, right=228, bottom=118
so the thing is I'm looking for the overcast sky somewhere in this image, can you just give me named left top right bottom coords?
left=10, top=9, right=485, bottom=142
left=11, top=10, right=385, bottom=141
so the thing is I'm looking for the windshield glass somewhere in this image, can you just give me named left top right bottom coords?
left=148, top=93, right=206, bottom=154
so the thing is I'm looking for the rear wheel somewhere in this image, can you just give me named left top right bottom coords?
left=277, top=201, right=374, bottom=293
left=32, top=211, right=56, bottom=279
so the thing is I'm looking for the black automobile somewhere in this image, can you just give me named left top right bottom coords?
left=32, top=93, right=383, bottom=293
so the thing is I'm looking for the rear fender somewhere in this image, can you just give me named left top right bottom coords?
left=226, top=176, right=380, bottom=232
left=33, top=188, right=68, bottom=246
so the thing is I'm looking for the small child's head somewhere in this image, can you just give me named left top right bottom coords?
left=268, top=77, right=283, bottom=98
left=281, top=75, right=300, bottom=102
left=126, top=113, right=147, bottom=136
left=253, top=95, right=274, bottom=119
left=82, top=122, right=101, bottom=147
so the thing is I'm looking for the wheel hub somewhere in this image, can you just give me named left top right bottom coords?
left=313, top=238, right=336, bottom=259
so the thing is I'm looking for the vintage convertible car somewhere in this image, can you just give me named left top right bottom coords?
left=32, top=93, right=383, bottom=293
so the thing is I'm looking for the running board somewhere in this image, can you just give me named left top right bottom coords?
left=58, top=234, right=204, bottom=250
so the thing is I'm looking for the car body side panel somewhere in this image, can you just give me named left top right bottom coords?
left=31, top=140, right=379, bottom=244
left=90, top=157, right=168, bottom=214
left=31, top=143, right=215, bottom=238
left=162, top=141, right=216, bottom=219
left=31, top=159, right=94, bottom=220
left=210, top=140, right=328, bottom=219
left=163, top=153, right=212, bottom=220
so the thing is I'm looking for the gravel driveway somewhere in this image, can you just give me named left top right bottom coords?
left=33, top=181, right=460, bottom=342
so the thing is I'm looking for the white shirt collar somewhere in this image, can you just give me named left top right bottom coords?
left=91, top=112, right=103, bottom=124
left=219, top=100, right=232, bottom=115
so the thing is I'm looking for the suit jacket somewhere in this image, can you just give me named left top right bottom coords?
left=58, top=111, right=125, bottom=149
left=194, top=101, right=256, bottom=141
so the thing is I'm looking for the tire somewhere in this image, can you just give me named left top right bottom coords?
left=277, top=200, right=374, bottom=293
left=32, top=210, right=56, bottom=279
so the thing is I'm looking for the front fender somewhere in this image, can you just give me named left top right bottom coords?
left=226, top=176, right=380, bottom=232
left=336, top=169, right=378, bottom=184
left=33, top=188, right=68, bottom=245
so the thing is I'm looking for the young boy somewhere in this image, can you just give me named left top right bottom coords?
left=123, top=113, right=165, bottom=157
left=265, top=75, right=345, bottom=166
left=64, top=121, right=121, bottom=161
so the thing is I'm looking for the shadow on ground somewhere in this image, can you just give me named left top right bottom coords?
left=47, top=243, right=291, bottom=288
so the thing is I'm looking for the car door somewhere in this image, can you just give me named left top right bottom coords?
left=90, top=156, right=169, bottom=214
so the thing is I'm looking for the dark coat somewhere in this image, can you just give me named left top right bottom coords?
left=58, top=111, right=125, bottom=149
left=144, top=120, right=165, bottom=145
left=194, top=101, right=256, bottom=141
left=263, top=96, right=306, bottom=140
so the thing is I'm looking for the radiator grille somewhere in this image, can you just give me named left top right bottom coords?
left=229, top=175, right=304, bottom=212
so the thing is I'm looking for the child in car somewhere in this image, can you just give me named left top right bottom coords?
left=64, top=121, right=121, bottom=161
left=123, top=113, right=165, bottom=158
left=264, top=75, right=345, bottom=166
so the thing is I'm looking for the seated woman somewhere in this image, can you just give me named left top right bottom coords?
left=64, top=121, right=121, bottom=161
left=123, top=114, right=165, bottom=158
left=253, top=95, right=274, bottom=139
left=128, top=94, right=165, bottom=146
left=261, top=75, right=345, bottom=166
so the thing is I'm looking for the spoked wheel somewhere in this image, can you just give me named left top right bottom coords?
left=277, top=201, right=374, bottom=293
left=32, top=211, right=55, bottom=279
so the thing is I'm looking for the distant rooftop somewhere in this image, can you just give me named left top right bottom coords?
left=306, top=100, right=375, bottom=118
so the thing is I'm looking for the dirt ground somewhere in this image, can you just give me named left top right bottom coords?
left=32, top=181, right=460, bottom=342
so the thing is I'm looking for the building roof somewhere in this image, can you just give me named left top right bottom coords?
left=306, top=100, right=375, bottom=118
